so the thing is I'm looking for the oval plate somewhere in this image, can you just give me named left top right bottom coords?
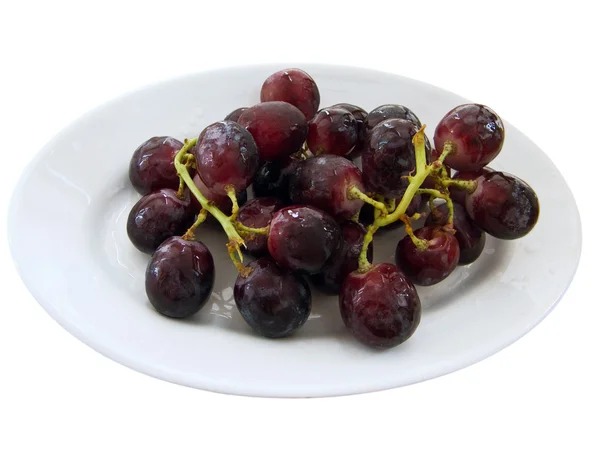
left=7, top=64, right=581, bottom=397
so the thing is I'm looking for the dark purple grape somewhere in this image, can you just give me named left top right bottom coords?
left=237, top=197, right=283, bottom=256
left=365, top=104, right=422, bottom=133
left=145, top=237, right=215, bottom=318
left=234, top=257, right=311, bottom=338
left=129, top=136, right=183, bottom=195
left=260, top=68, right=320, bottom=121
left=362, top=118, right=432, bottom=198
left=268, top=205, right=340, bottom=274
left=395, top=226, right=460, bottom=286
left=307, top=107, right=358, bottom=157
left=449, top=167, right=494, bottom=206
left=191, top=174, right=247, bottom=216
left=238, top=102, right=308, bottom=162
left=340, top=263, right=421, bottom=349
left=127, top=189, right=195, bottom=254
left=224, top=107, right=248, bottom=122
left=312, top=221, right=373, bottom=294
left=193, top=121, right=259, bottom=195
left=331, top=103, right=368, bottom=154
left=252, top=154, right=302, bottom=203
left=289, top=154, right=365, bottom=220
left=425, top=203, right=486, bottom=265
left=465, top=171, right=539, bottom=240
left=433, top=104, right=504, bottom=171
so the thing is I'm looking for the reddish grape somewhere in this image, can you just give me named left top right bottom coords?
left=433, top=104, right=504, bottom=171
left=145, top=237, right=215, bottom=318
left=224, top=107, right=248, bottom=122
left=425, top=203, right=486, bottom=265
left=331, top=103, right=368, bottom=154
left=260, top=68, right=320, bottom=120
left=362, top=118, right=432, bottom=198
left=191, top=174, right=247, bottom=216
left=268, top=205, right=340, bottom=274
left=340, top=263, right=421, bottom=349
left=365, top=104, right=422, bottom=133
left=289, top=154, right=365, bottom=220
left=312, top=221, right=373, bottom=294
left=307, top=107, right=358, bottom=156
left=237, top=197, right=283, bottom=256
left=449, top=167, right=494, bottom=205
left=465, top=171, right=539, bottom=240
left=129, top=136, right=183, bottom=195
left=238, top=102, right=308, bottom=162
left=126, top=188, right=195, bottom=254
left=395, top=226, right=460, bottom=286
left=234, top=257, right=311, bottom=338
left=193, top=121, right=259, bottom=195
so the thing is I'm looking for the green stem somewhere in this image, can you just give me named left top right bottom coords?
left=418, top=188, right=454, bottom=230
left=441, top=178, right=477, bottom=193
left=174, top=138, right=247, bottom=269
left=398, top=214, right=428, bottom=250
left=182, top=209, right=208, bottom=240
left=225, top=185, right=239, bottom=220
left=235, top=222, right=269, bottom=236
left=348, top=186, right=388, bottom=216
left=357, top=223, right=378, bottom=273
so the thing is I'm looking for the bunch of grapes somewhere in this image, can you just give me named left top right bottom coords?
left=126, top=68, right=540, bottom=349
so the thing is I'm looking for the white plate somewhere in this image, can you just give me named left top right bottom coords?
left=7, top=64, right=581, bottom=398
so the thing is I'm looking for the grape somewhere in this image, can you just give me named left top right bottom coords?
left=331, top=103, right=368, bottom=154
left=224, top=107, right=248, bottom=122
left=395, top=226, right=460, bottom=286
left=365, top=104, right=422, bottom=134
left=425, top=203, right=486, bottom=265
left=339, top=263, right=421, bottom=349
left=289, top=154, right=365, bottom=220
left=268, top=205, right=341, bottom=274
left=260, top=68, right=320, bottom=120
left=465, top=171, right=539, bottom=240
left=129, top=136, right=183, bottom=195
left=251, top=154, right=301, bottom=203
left=433, top=104, right=504, bottom=171
left=191, top=174, right=247, bottom=216
left=234, top=257, right=311, bottom=338
left=238, top=102, right=308, bottom=162
left=362, top=118, right=432, bottom=198
left=145, top=237, right=215, bottom=318
left=306, top=107, right=358, bottom=156
left=236, top=197, right=284, bottom=256
left=312, top=221, right=373, bottom=294
left=126, top=188, right=195, bottom=254
left=193, top=121, right=259, bottom=195
left=449, top=167, right=493, bottom=205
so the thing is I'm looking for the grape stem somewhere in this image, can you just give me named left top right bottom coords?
left=357, top=126, right=455, bottom=273
left=418, top=188, right=454, bottom=230
left=235, top=222, right=269, bottom=236
left=225, top=185, right=239, bottom=220
left=442, top=178, right=477, bottom=192
left=398, top=214, right=428, bottom=250
left=174, top=138, right=248, bottom=272
left=182, top=209, right=208, bottom=240
left=348, top=186, right=388, bottom=216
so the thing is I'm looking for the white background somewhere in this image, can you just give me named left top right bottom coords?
left=1, top=1, right=597, bottom=448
